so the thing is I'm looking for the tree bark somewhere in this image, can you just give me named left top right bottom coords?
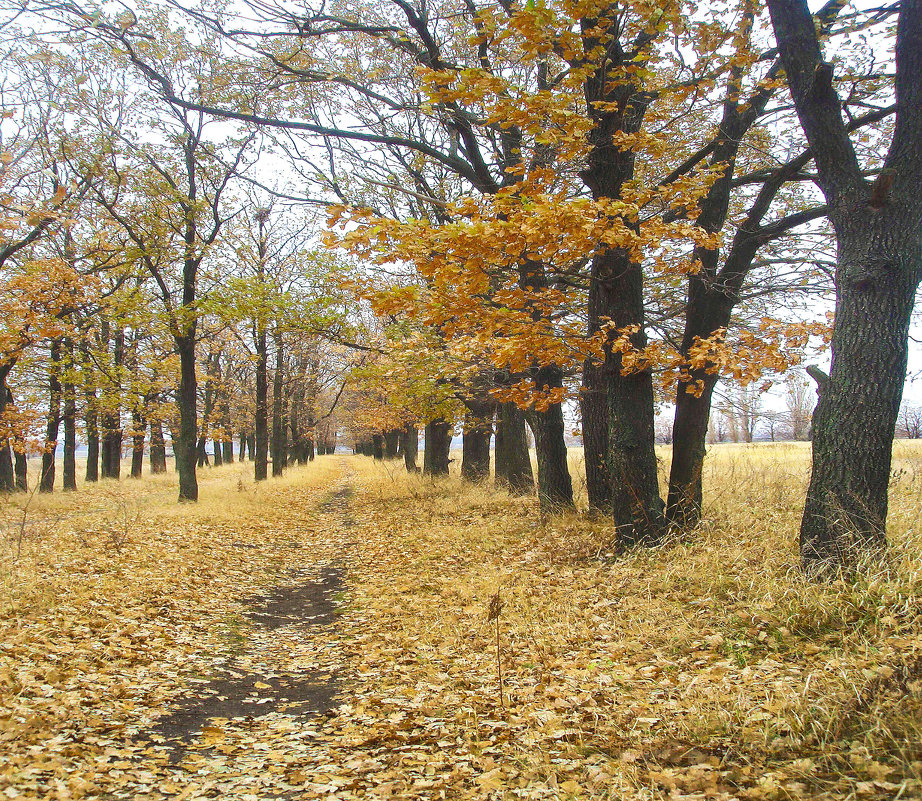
left=150, top=417, right=168, bottom=474
left=423, top=419, right=451, bottom=476
left=525, top=366, right=574, bottom=510
left=768, top=0, right=922, bottom=569
left=579, top=14, right=665, bottom=546
left=0, top=371, right=12, bottom=492
left=82, top=340, right=99, bottom=483
left=40, top=339, right=63, bottom=493
left=130, top=409, right=145, bottom=478
left=401, top=424, right=419, bottom=472
left=175, top=333, right=199, bottom=501
left=372, top=433, right=384, bottom=461
left=62, top=338, right=77, bottom=492
left=14, top=449, right=27, bottom=493
left=384, top=429, right=401, bottom=459
left=101, top=327, right=124, bottom=481
left=254, top=325, right=269, bottom=481
left=495, top=402, right=533, bottom=493
left=580, top=360, right=610, bottom=514
left=461, top=401, right=492, bottom=482
left=271, top=332, right=287, bottom=477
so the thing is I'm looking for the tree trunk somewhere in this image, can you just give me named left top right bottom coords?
left=667, top=374, right=720, bottom=530
left=150, top=417, right=168, bottom=474
left=579, top=24, right=664, bottom=546
left=401, top=424, right=419, bottom=472
left=580, top=360, right=610, bottom=514
left=384, top=430, right=400, bottom=459
left=14, top=449, right=27, bottom=492
left=101, top=327, right=124, bottom=480
left=62, top=339, right=77, bottom=492
left=767, top=0, right=922, bottom=569
left=800, top=235, right=918, bottom=566
left=131, top=410, right=145, bottom=478
left=175, top=334, right=199, bottom=501
left=40, top=339, right=63, bottom=493
left=495, top=402, right=533, bottom=493
left=606, top=327, right=666, bottom=547
left=271, top=332, right=286, bottom=477
left=239, top=430, right=248, bottom=461
left=461, top=401, right=492, bottom=482
left=212, top=433, right=223, bottom=466
left=372, top=433, right=384, bottom=461
left=254, top=326, right=269, bottom=481
left=196, top=434, right=209, bottom=467
left=83, top=341, right=99, bottom=483
left=423, top=419, right=451, bottom=476
left=290, top=372, right=307, bottom=464
left=526, top=367, right=574, bottom=510
left=223, top=437, right=233, bottom=464
left=0, top=369, right=16, bottom=492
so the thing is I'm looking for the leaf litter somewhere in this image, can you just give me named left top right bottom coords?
left=1, top=451, right=921, bottom=800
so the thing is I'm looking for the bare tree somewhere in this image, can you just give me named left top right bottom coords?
left=784, top=369, right=814, bottom=440
left=897, top=403, right=922, bottom=439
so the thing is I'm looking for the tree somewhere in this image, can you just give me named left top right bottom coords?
left=767, top=0, right=922, bottom=570
left=784, top=369, right=813, bottom=441
left=897, top=402, right=922, bottom=440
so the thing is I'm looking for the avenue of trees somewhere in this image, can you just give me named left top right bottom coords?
left=0, top=0, right=918, bottom=572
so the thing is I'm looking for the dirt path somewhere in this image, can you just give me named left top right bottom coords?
left=144, top=567, right=345, bottom=761
left=139, top=479, right=356, bottom=768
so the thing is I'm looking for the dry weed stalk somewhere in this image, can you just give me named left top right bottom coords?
left=487, top=589, right=504, bottom=712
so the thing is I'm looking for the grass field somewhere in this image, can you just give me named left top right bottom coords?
left=1, top=444, right=921, bottom=799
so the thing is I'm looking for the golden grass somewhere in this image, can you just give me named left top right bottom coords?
left=1, top=446, right=921, bottom=799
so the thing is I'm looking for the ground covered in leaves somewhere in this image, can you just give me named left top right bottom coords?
left=2, top=445, right=922, bottom=799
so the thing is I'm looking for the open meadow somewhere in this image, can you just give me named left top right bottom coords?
left=1, top=444, right=921, bottom=800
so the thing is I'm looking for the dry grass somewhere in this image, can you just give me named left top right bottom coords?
left=1, top=445, right=921, bottom=799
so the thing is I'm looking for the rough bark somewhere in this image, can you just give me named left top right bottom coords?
left=525, top=366, right=574, bottom=510
left=384, top=429, right=401, bottom=459
left=495, top=402, right=533, bottom=494
left=423, top=419, right=451, bottom=476
left=40, top=340, right=63, bottom=493
left=271, top=332, right=286, bottom=477
left=131, top=411, right=145, bottom=478
left=62, top=339, right=77, bottom=492
left=0, top=372, right=16, bottom=492
left=461, top=401, right=492, bottom=482
left=401, top=424, right=419, bottom=472
left=14, top=449, right=27, bottom=492
left=175, top=333, right=199, bottom=501
left=101, top=327, right=124, bottom=481
left=581, top=61, right=664, bottom=545
left=254, top=325, right=269, bottom=481
left=768, top=0, right=922, bottom=569
left=82, top=341, right=99, bottom=483
left=580, top=360, right=610, bottom=514
left=150, top=417, right=168, bottom=474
